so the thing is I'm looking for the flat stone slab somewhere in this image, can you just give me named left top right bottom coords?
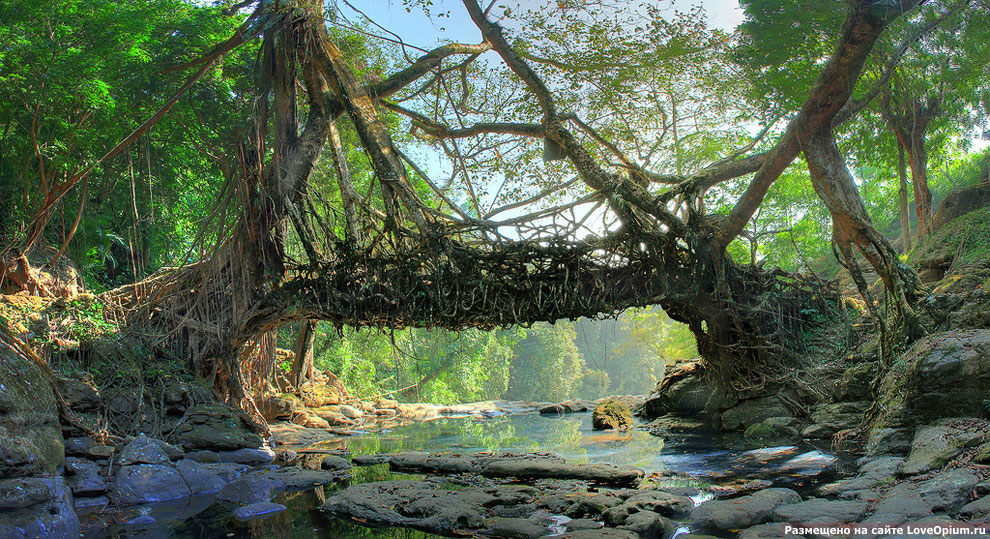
left=690, top=488, right=800, bottom=532
left=772, top=498, right=867, bottom=525
left=388, top=452, right=643, bottom=486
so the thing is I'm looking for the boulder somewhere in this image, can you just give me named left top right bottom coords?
left=721, top=396, right=793, bottom=432
left=321, top=455, right=352, bottom=471
left=64, top=457, right=107, bottom=497
left=617, top=510, right=673, bottom=537
left=485, top=518, right=550, bottom=538
left=172, top=404, right=263, bottom=451
left=111, top=464, right=191, bottom=505
left=0, top=476, right=79, bottom=539
left=639, top=362, right=735, bottom=418
left=592, top=399, right=633, bottom=430
left=560, top=531, right=638, bottom=539
left=901, top=420, right=985, bottom=475
left=338, top=404, right=363, bottom=419
left=118, top=434, right=174, bottom=465
left=299, top=381, right=343, bottom=407
left=0, top=341, right=64, bottom=478
left=809, top=401, right=868, bottom=432
left=690, top=488, right=800, bottom=532
left=744, top=416, right=801, bottom=439
left=218, top=467, right=345, bottom=506
left=257, top=393, right=302, bottom=421
left=868, top=330, right=990, bottom=447
left=771, top=498, right=867, bottom=525
left=217, top=447, right=275, bottom=466
left=959, top=494, right=990, bottom=519
left=388, top=452, right=643, bottom=487
left=175, top=458, right=226, bottom=495
left=322, top=480, right=517, bottom=535
left=310, top=409, right=356, bottom=427
left=56, top=375, right=102, bottom=412
left=934, top=182, right=990, bottom=230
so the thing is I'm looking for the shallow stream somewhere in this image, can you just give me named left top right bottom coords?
left=81, top=411, right=852, bottom=538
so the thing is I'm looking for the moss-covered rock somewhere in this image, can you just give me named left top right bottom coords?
left=0, top=340, right=63, bottom=477
left=910, top=207, right=990, bottom=280
left=171, top=404, right=263, bottom=451
left=593, top=399, right=633, bottom=430
left=868, top=330, right=990, bottom=454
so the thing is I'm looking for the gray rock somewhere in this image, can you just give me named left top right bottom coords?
left=176, top=458, right=226, bottom=495
left=690, top=488, right=800, bottom=532
left=865, top=427, right=915, bottom=456
left=172, top=404, right=263, bottom=451
left=338, top=404, right=363, bottom=419
left=869, top=330, right=990, bottom=445
left=203, top=462, right=251, bottom=483
left=218, top=467, right=345, bottom=506
left=959, top=494, right=990, bottom=518
left=485, top=517, right=548, bottom=538
left=388, top=452, right=643, bottom=486
left=901, top=468, right=979, bottom=513
left=74, top=495, right=109, bottom=512
left=0, top=477, right=53, bottom=510
left=0, top=342, right=64, bottom=479
left=119, top=434, right=172, bottom=465
left=622, top=489, right=693, bottom=517
left=902, top=421, right=984, bottom=475
left=352, top=454, right=391, bottom=466
left=565, top=519, right=604, bottom=531
left=112, top=464, right=190, bottom=505
left=85, top=445, right=115, bottom=459
left=810, top=401, right=868, bottom=432
left=232, top=502, right=287, bottom=521
left=772, top=498, right=867, bottom=524
left=737, top=523, right=791, bottom=539
left=321, top=455, right=353, bottom=471
left=185, top=450, right=220, bottom=463
left=856, top=470, right=978, bottom=528
left=0, top=476, right=79, bottom=539
left=617, top=509, right=673, bottom=537
left=56, top=376, right=102, bottom=412
left=321, top=480, right=495, bottom=533
left=64, top=437, right=96, bottom=457
left=639, top=363, right=737, bottom=418
left=217, top=447, right=275, bottom=466
left=802, top=424, right=836, bottom=439
left=559, top=530, right=638, bottom=538
left=562, top=493, right=624, bottom=518
left=66, top=466, right=107, bottom=497
left=721, top=397, right=792, bottom=431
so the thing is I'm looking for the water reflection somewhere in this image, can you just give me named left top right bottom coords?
left=81, top=412, right=848, bottom=538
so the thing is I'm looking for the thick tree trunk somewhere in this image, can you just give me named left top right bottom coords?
left=801, top=129, right=921, bottom=339
left=909, top=129, right=933, bottom=242
left=290, top=319, right=316, bottom=389
left=897, top=140, right=912, bottom=252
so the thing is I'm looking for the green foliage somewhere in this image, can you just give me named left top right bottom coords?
left=503, top=322, right=584, bottom=402
left=909, top=207, right=990, bottom=267
left=313, top=324, right=516, bottom=404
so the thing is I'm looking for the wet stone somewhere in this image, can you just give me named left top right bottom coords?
left=320, top=455, right=352, bottom=471
left=690, top=488, right=800, bottom=532
left=485, top=517, right=548, bottom=538
left=119, top=434, right=172, bottom=465
left=218, top=447, right=275, bottom=466
left=232, top=502, right=287, bottom=521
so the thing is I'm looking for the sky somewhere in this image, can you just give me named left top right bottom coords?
left=339, top=0, right=746, bottom=52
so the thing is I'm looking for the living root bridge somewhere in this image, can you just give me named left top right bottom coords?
left=271, top=240, right=675, bottom=330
